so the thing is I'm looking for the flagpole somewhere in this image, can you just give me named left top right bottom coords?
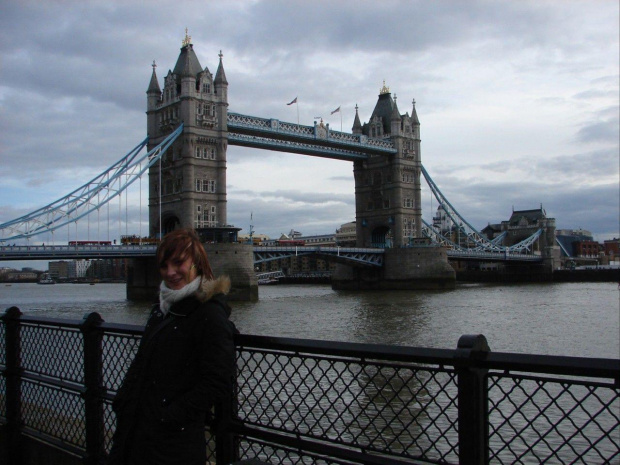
left=331, top=106, right=342, bottom=131
left=287, top=97, right=299, bottom=125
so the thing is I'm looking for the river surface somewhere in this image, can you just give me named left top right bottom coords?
left=1, top=281, right=618, bottom=359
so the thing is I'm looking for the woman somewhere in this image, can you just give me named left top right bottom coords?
left=108, top=228, right=237, bottom=465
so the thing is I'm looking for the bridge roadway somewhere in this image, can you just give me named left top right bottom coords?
left=0, top=244, right=385, bottom=266
left=0, top=244, right=542, bottom=265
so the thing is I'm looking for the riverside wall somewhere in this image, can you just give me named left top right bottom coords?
left=455, top=266, right=619, bottom=283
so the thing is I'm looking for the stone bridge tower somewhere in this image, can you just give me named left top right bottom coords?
left=147, top=31, right=229, bottom=238
left=353, top=83, right=422, bottom=247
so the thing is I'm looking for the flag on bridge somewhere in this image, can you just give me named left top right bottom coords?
left=331, top=106, right=341, bottom=114
left=287, top=97, right=298, bottom=105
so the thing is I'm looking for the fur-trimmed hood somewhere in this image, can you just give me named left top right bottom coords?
left=195, top=275, right=231, bottom=302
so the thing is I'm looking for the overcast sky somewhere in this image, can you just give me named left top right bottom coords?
left=1, top=0, right=618, bottom=264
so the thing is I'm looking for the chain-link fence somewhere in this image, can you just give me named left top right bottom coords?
left=1, top=308, right=619, bottom=464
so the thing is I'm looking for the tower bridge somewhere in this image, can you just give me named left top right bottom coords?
left=1, top=33, right=559, bottom=298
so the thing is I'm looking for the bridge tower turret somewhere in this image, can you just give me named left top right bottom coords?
left=146, top=61, right=161, bottom=138
left=147, top=31, right=228, bottom=238
left=353, top=83, right=422, bottom=247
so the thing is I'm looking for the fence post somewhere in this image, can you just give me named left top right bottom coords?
left=80, top=312, right=105, bottom=465
left=2, top=306, right=23, bottom=465
left=454, top=334, right=490, bottom=465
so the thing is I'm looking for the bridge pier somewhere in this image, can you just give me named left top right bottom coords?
left=332, top=245, right=455, bottom=290
left=127, top=243, right=258, bottom=302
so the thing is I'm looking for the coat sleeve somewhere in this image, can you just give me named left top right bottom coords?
left=112, top=306, right=161, bottom=413
left=161, top=301, right=236, bottom=425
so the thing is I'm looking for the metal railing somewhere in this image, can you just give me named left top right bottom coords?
left=1, top=308, right=619, bottom=464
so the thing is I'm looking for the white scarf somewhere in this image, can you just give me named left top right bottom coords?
left=159, top=276, right=202, bottom=316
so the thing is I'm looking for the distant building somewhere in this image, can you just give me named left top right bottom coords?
left=49, top=259, right=126, bottom=281
left=336, top=222, right=357, bottom=247
left=555, top=229, right=594, bottom=258
left=49, top=261, right=70, bottom=280
left=75, top=260, right=91, bottom=278
left=573, top=241, right=602, bottom=259
left=86, top=259, right=127, bottom=281
left=301, top=234, right=336, bottom=246
left=432, top=205, right=453, bottom=234
left=481, top=223, right=502, bottom=240
left=0, top=268, right=39, bottom=282
left=604, top=238, right=619, bottom=263
left=500, top=206, right=556, bottom=253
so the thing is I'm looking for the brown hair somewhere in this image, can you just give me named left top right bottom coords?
left=156, top=228, right=214, bottom=280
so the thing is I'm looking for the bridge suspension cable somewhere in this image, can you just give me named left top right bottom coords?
left=0, top=124, right=184, bottom=242
left=421, top=165, right=542, bottom=254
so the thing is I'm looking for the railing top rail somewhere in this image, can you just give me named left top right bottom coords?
left=235, top=334, right=620, bottom=380
left=1, top=311, right=145, bottom=336
left=236, top=333, right=457, bottom=365
left=483, top=351, right=620, bottom=380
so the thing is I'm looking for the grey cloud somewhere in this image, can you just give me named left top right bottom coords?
left=431, top=177, right=619, bottom=239
left=576, top=117, right=620, bottom=145
left=535, top=149, right=618, bottom=182
left=329, top=176, right=354, bottom=183
left=0, top=91, right=144, bottom=178
left=573, top=90, right=618, bottom=100
left=230, top=189, right=354, bottom=207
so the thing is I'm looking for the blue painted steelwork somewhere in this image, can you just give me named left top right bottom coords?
left=0, top=244, right=157, bottom=260
left=0, top=124, right=184, bottom=242
left=0, top=244, right=385, bottom=267
left=254, top=246, right=384, bottom=267
left=1, top=243, right=542, bottom=264
left=227, top=112, right=395, bottom=160
left=228, top=133, right=371, bottom=161
left=447, top=249, right=543, bottom=262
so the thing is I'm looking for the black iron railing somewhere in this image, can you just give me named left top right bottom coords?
left=1, top=307, right=619, bottom=464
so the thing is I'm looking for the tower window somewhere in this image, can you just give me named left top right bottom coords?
left=196, top=179, right=216, bottom=193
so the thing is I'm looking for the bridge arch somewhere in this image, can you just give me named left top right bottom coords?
left=156, top=214, right=180, bottom=236
left=371, top=226, right=391, bottom=248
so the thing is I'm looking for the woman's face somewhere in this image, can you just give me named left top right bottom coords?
left=159, top=254, right=197, bottom=290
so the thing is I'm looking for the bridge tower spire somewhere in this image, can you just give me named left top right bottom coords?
left=146, top=32, right=229, bottom=237
left=353, top=84, right=422, bottom=247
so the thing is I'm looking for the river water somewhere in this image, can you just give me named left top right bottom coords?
left=1, top=281, right=618, bottom=358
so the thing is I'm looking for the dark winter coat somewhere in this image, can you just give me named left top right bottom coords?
left=108, top=276, right=236, bottom=465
